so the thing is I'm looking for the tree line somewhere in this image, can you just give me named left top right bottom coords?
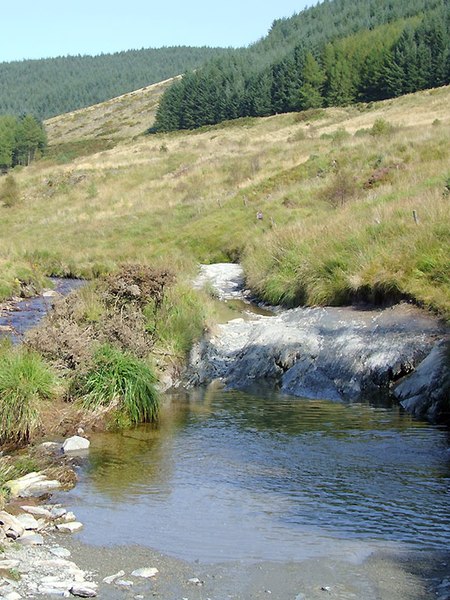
left=0, top=47, right=231, bottom=121
left=153, top=0, right=449, bottom=132
left=0, top=114, right=46, bottom=171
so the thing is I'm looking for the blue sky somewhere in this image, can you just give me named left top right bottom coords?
left=1, top=1, right=310, bottom=63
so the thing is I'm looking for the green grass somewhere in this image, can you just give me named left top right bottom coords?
left=0, top=344, right=56, bottom=446
left=146, top=283, right=210, bottom=358
left=71, top=344, right=159, bottom=427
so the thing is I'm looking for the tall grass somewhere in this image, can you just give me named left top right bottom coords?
left=72, top=344, right=159, bottom=426
left=0, top=345, right=56, bottom=446
left=145, top=283, right=209, bottom=358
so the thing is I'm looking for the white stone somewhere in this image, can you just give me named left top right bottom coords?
left=103, top=570, right=125, bottom=584
left=188, top=577, right=203, bottom=585
left=17, top=531, right=44, bottom=545
left=38, top=586, right=69, bottom=596
left=50, top=507, right=67, bottom=519
left=0, top=511, right=25, bottom=539
left=56, top=522, right=83, bottom=534
left=4, top=592, right=22, bottom=600
left=5, top=473, right=62, bottom=498
left=0, top=560, right=20, bottom=570
left=115, top=580, right=133, bottom=587
left=131, top=567, right=158, bottom=578
left=62, top=436, right=90, bottom=453
left=15, top=514, right=40, bottom=530
left=63, top=512, right=77, bottom=523
left=20, top=505, right=52, bottom=519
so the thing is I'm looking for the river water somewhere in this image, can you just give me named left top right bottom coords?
left=61, top=385, right=450, bottom=564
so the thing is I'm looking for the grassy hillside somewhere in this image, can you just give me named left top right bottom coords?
left=1, top=85, right=449, bottom=319
left=45, top=76, right=180, bottom=150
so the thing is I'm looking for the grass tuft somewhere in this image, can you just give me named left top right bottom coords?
left=0, top=345, right=56, bottom=447
left=71, top=344, right=159, bottom=426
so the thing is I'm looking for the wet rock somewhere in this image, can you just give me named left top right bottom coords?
left=131, top=567, right=158, bottom=578
left=394, top=339, right=450, bottom=422
left=56, top=522, right=83, bottom=534
left=69, top=583, right=97, bottom=597
left=62, top=436, right=90, bottom=454
left=193, top=263, right=245, bottom=300
left=103, top=570, right=125, bottom=584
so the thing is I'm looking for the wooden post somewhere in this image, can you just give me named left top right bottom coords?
left=413, top=210, right=419, bottom=225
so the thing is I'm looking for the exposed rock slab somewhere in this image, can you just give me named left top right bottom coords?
left=394, top=339, right=449, bottom=421
left=193, top=263, right=246, bottom=300
left=188, top=302, right=447, bottom=418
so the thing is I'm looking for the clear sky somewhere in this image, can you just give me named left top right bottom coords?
left=1, top=1, right=310, bottom=63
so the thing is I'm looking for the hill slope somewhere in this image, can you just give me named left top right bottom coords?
left=0, top=46, right=230, bottom=120
left=45, top=76, right=180, bottom=147
left=1, top=86, right=449, bottom=319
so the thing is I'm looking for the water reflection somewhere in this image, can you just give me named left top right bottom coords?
left=63, top=386, right=450, bottom=562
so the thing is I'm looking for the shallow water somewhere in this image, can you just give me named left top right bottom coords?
left=0, top=278, right=84, bottom=343
left=61, top=386, right=450, bottom=563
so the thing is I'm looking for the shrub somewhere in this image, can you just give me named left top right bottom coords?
left=1, top=174, right=20, bottom=208
left=320, top=170, right=358, bottom=208
left=71, top=344, right=159, bottom=425
left=370, top=118, right=394, bottom=137
left=0, top=347, right=56, bottom=447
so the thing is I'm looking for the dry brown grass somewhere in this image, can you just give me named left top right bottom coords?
left=1, top=85, right=449, bottom=316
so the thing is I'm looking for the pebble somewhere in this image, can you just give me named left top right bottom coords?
left=188, top=577, right=203, bottom=585
left=131, top=567, right=159, bottom=578
left=103, top=570, right=125, bottom=584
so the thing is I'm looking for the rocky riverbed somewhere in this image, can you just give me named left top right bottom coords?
left=189, top=264, right=449, bottom=423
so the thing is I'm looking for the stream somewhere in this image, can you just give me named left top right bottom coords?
left=2, top=267, right=449, bottom=598
left=59, top=386, right=450, bottom=564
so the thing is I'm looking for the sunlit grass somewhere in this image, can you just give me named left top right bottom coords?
left=0, top=85, right=448, bottom=318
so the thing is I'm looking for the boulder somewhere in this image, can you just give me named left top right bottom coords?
left=62, top=436, right=90, bottom=453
